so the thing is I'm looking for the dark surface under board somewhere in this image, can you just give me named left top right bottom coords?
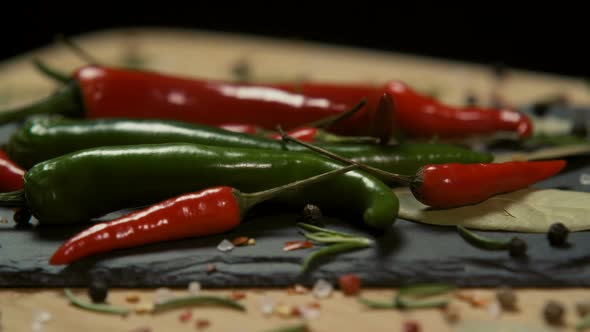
left=1, top=154, right=590, bottom=289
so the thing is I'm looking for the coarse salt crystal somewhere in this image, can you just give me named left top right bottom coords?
left=32, top=310, right=51, bottom=323
left=217, top=239, right=234, bottom=252
left=188, top=281, right=201, bottom=295
left=258, top=296, right=275, bottom=316
left=154, top=288, right=175, bottom=304
left=297, top=305, right=320, bottom=320
left=312, top=279, right=333, bottom=299
left=31, top=321, right=43, bottom=332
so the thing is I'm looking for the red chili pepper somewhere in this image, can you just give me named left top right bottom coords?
left=49, top=165, right=358, bottom=265
left=0, top=149, right=25, bottom=192
left=411, top=160, right=566, bottom=209
left=28, top=65, right=528, bottom=139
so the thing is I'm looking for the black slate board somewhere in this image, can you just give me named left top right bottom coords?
left=1, top=119, right=590, bottom=288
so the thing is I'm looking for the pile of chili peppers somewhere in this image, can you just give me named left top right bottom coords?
left=0, top=58, right=568, bottom=266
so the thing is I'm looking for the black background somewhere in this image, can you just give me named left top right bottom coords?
left=0, top=6, right=587, bottom=78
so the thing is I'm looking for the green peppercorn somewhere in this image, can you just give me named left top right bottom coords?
left=299, top=204, right=324, bottom=226
left=496, top=286, right=516, bottom=311
left=508, top=237, right=527, bottom=257
left=548, top=222, right=569, bottom=247
left=543, top=300, right=564, bottom=325
left=88, top=279, right=108, bottom=303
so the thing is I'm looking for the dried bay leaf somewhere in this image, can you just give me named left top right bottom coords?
left=394, top=187, right=590, bottom=232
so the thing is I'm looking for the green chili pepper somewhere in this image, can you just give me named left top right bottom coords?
left=357, top=297, right=397, bottom=309
left=153, top=295, right=245, bottom=313
left=64, top=288, right=129, bottom=316
left=5, top=117, right=493, bottom=173
left=0, top=143, right=398, bottom=229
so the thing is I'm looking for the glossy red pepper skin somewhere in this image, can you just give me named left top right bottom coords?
left=0, top=149, right=25, bottom=192
left=219, top=123, right=260, bottom=135
left=49, top=187, right=241, bottom=265
left=411, top=160, right=566, bottom=209
left=73, top=66, right=532, bottom=139
left=268, top=127, right=318, bottom=142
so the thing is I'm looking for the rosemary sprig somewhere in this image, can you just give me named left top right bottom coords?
left=297, top=222, right=373, bottom=273
left=262, top=322, right=308, bottom=332
left=456, top=225, right=510, bottom=250
left=153, top=295, right=246, bottom=313
left=358, top=283, right=455, bottom=310
left=64, top=288, right=130, bottom=316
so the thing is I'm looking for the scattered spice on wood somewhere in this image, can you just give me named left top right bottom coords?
left=442, top=302, right=461, bottom=323
left=543, top=300, right=565, bottom=325
left=125, top=294, right=141, bottom=303
left=195, top=319, right=211, bottom=330
left=275, top=303, right=296, bottom=318
left=231, top=236, right=249, bottom=246
left=134, top=302, right=154, bottom=314
left=283, top=241, right=314, bottom=251
left=247, top=238, right=256, bottom=245
left=229, top=291, right=247, bottom=301
left=287, top=284, right=310, bottom=295
left=403, top=320, right=421, bottom=332
left=496, top=286, right=517, bottom=311
left=455, top=291, right=491, bottom=308
left=128, top=327, right=152, bottom=332
left=338, top=273, right=361, bottom=296
left=577, top=300, right=590, bottom=317
left=179, top=310, right=192, bottom=323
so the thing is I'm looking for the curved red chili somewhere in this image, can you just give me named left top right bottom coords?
left=49, top=165, right=359, bottom=265
left=0, top=149, right=25, bottom=192
left=411, top=160, right=566, bottom=209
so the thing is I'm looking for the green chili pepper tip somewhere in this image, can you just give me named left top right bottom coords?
left=358, top=297, right=396, bottom=309
left=64, top=288, right=130, bottom=316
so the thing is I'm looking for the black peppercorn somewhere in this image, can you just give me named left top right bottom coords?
left=13, top=208, right=32, bottom=228
left=531, top=102, right=551, bottom=118
left=508, top=237, right=527, bottom=257
left=299, top=204, right=324, bottom=226
left=548, top=222, right=569, bottom=247
left=496, top=286, right=517, bottom=311
left=543, top=300, right=564, bottom=325
left=88, top=279, right=108, bottom=303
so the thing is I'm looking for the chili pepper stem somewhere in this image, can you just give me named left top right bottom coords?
left=55, top=34, right=101, bottom=65
left=315, top=130, right=380, bottom=144
left=277, top=126, right=414, bottom=185
left=32, top=58, right=71, bottom=83
left=0, top=83, right=82, bottom=124
left=304, top=98, right=367, bottom=129
left=0, top=189, right=27, bottom=207
left=237, top=164, right=359, bottom=215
